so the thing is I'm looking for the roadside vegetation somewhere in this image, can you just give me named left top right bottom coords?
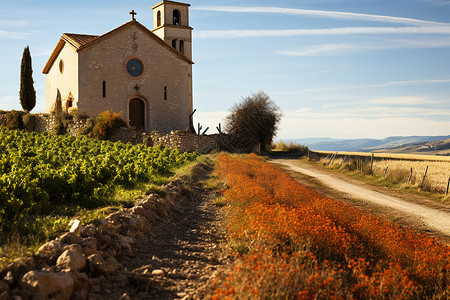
left=314, top=151, right=450, bottom=201
left=211, top=154, right=449, bottom=299
left=271, top=141, right=309, bottom=155
left=0, top=127, right=199, bottom=266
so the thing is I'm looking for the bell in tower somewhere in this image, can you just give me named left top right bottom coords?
left=152, top=1, right=193, bottom=60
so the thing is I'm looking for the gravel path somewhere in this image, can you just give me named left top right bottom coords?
left=272, top=159, right=450, bottom=237
left=96, top=188, right=227, bottom=300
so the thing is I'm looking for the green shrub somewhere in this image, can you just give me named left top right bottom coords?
left=92, top=110, right=126, bottom=140
left=68, top=108, right=88, bottom=121
left=5, top=110, right=25, bottom=130
left=53, top=116, right=68, bottom=135
left=22, top=114, right=38, bottom=131
left=79, top=117, right=95, bottom=136
left=143, top=135, right=154, bottom=147
left=272, top=141, right=309, bottom=155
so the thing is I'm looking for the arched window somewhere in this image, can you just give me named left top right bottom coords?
left=172, top=39, right=177, bottom=49
left=157, top=11, right=161, bottom=27
left=179, top=40, right=184, bottom=55
left=173, top=9, right=180, bottom=25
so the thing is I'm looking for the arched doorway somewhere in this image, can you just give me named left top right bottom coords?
left=129, top=98, right=145, bottom=130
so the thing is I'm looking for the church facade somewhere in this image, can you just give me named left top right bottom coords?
left=42, top=1, right=193, bottom=133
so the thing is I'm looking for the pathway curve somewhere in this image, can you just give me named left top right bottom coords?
left=271, top=159, right=450, bottom=237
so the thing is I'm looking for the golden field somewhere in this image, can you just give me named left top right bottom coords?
left=314, top=151, right=450, bottom=194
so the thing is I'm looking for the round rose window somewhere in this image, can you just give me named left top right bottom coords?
left=126, top=59, right=143, bottom=77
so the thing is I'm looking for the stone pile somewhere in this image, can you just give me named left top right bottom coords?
left=0, top=181, right=187, bottom=300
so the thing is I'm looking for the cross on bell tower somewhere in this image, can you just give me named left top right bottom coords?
left=129, top=10, right=137, bottom=21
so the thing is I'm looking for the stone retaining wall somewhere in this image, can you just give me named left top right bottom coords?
left=0, top=113, right=225, bottom=154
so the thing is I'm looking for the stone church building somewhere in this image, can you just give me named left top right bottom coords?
left=42, top=1, right=193, bottom=133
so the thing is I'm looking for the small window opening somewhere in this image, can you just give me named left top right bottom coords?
left=164, top=86, right=167, bottom=100
left=172, top=39, right=177, bottom=49
left=173, top=9, right=180, bottom=25
left=102, top=81, right=106, bottom=98
left=59, top=60, right=64, bottom=74
left=157, top=11, right=161, bottom=27
left=179, top=40, right=184, bottom=55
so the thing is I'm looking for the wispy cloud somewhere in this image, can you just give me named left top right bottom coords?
left=369, top=96, right=441, bottom=106
left=0, top=20, right=28, bottom=27
left=279, top=44, right=353, bottom=56
left=278, top=38, right=450, bottom=56
left=285, top=106, right=450, bottom=119
left=194, top=26, right=450, bottom=39
left=279, top=116, right=450, bottom=139
left=0, top=30, right=39, bottom=39
left=195, top=6, right=450, bottom=27
left=296, top=78, right=450, bottom=93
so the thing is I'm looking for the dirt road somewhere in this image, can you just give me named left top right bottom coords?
left=271, top=158, right=450, bottom=239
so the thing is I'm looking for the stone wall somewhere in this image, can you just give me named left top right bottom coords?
left=33, top=114, right=86, bottom=136
left=0, top=113, right=224, bottom=154
left=147, top=132, right=224, bottom=153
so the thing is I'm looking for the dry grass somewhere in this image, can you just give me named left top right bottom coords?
left=272, top=141, right=309, bottom=155
left=316, top=151, right=450, bottom=196
left=316, top=151, right=450, bottom=162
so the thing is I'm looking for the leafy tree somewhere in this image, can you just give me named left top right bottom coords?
left=225, top=91, right=282, bottom=153
left=19, top=46, right=36, bottom=112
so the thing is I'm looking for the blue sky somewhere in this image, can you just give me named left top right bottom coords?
left=1, top=0, right=449, bottom=139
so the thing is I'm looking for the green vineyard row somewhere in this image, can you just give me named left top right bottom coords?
left=0, top=128, right=198, bottom=228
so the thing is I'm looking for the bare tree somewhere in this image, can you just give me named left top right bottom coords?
left=225, top=91, right=282, bottom=153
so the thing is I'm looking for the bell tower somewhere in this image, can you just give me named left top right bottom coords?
left=152, top=1, right=193, bottom=60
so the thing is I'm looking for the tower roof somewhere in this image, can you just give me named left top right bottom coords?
left=152, top=1, right=190, bottom=10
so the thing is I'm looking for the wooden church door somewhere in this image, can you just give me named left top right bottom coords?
left=129, top=98, right=145, bottom=130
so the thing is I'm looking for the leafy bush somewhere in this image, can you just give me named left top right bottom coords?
left=53, top=116, right=68, bottom=135
left=5, top=110, right=25, bottom=130
left=143, top=135, right=154, bottom=147
left=68, top=108, right=88, bottom=121
left=92, top=110, right=126, bottom=140
left=79, top=117, right=95, bottom=136
left=225, top=91, right=282, bottom=153
left=272, top=141, right=309, bottom=155
left=22, top=113, right=38, bottom=131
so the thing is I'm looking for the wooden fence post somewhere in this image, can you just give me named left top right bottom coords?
left=329, top=151, right=338, bottom=165
left=446, top=176, right=450, bottom=195
left=370, top=154, right=374, bottom=174
left=408, top=168, right=413, bottom=184
left=420, top=166, right=429, bottom=188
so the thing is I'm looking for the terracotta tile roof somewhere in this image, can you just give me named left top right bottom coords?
left=63, top=33, right=99, bottom=49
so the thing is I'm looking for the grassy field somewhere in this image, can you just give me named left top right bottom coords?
left=313, top=151, right=450, bottom=197
left=211, top=154, right=449, bottom=299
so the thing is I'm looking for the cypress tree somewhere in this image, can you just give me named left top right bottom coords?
left=19, top=46, right=36, bottom=112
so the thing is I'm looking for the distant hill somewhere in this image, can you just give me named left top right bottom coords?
left=286, top=135, right=450, bottom=153
left=374, top=138, right=450, bottom=155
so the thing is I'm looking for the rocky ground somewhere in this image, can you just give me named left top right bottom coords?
left=0, top=163, right=228, bottom=300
